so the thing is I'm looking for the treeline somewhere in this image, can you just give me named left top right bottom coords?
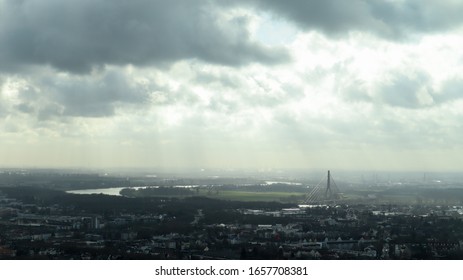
left=120, top=187, right=194, bottom=198
left=0, top=186, right=295, bottom=215
left=0, top=186, right=164, bottom=214
left=379, top=187, right=463, bottom=204
left=216, top=184, right=307, bottom=193
left=0, top=172, right=130, bottom=190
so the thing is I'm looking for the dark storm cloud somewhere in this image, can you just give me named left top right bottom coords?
left=0, top=0, right=288, bottom=73
left=245, top=0, right=463, bottom=39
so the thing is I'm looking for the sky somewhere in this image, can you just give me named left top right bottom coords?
left=1, top=0, right=463, bottom=172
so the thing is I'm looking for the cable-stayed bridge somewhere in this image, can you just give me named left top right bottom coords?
left=304, top=170, right=342, bottom=204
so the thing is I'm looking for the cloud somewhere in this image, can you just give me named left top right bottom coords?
left=343, top=70, right=463, bottom=109
left=2, top=0, right=463, bottom=171
left=0, top=77, right=7, bottom=117
left=435, top=78, right=463, bottom=104
left=343, top=71, right=433, bottom=108
left=9, top=68, right=155, bottom=118
left=245, top=0, right=463, bottom=39
left=0, top=0, right=288, bottom=73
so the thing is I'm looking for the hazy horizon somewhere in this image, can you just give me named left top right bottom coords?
left=1, top=1, right=463, bottom=172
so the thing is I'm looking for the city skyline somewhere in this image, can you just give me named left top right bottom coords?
left=1, top=0, right=463, bottom=172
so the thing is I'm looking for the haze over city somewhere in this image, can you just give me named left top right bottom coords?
left=1, top=0, right=463, bottom=172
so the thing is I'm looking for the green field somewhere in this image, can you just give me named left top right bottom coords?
left=122, top=187, right=307, bottom=202
left=121, top=185, right=463, bottom=205
left=205, top=190, right=306, bottom=202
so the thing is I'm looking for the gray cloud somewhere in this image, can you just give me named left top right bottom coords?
left=435, top=79, right=463, bottom=104
left=194, top=70, right=243, bottom=90
left=377, top=73, right=432, bottom=108
left=0, top=77, right=6, bottom=117
left=0, top=0, right=288, bottom=73
left=14, top=70, right=154, bottom=118
left=245, top=0, right=463, bottom=39
left=343, top=71, right=463, bottom=109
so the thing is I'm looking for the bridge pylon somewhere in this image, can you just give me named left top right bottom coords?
left=304, top=170, right=341, bottom=205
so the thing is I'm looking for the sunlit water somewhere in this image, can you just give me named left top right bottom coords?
left=66, top=185, right=197, bottom=196
left=66, top=187, right=127, bottom=196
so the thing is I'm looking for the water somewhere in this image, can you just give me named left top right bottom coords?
left=66, top=185, right=198, bottom=196
left=265, top=181, right=302, bottom=186
left=66, top=187, right=126, bottom=196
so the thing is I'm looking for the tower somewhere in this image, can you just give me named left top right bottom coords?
left=304, top=170, right=341, bottom=204
left=325, top=170, right=331, bottom=200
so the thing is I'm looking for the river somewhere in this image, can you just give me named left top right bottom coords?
left=66, top=187, right=127, bottom=196
left=66, top=185, right=197, bottom=196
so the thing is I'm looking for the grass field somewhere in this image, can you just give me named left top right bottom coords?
left=125, top=187, right=308, bottom=202
left=205, top=190, right=306, bottom=202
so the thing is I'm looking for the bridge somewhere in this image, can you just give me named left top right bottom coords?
left=304, top=170, right=342, bottom=204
